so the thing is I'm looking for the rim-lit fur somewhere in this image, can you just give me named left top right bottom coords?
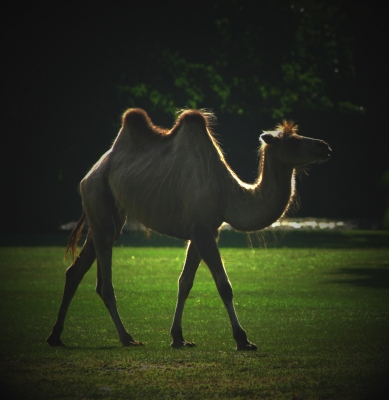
left=65, top=211, right=86, bottom=260
left=49, top=107, right=330, bottom=349
left=67, top=111, right=329, bottom=258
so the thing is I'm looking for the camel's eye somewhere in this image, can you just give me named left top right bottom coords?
left=287, top=136, right=302, bottom=148
left=260, top=133, right=280, bottom=146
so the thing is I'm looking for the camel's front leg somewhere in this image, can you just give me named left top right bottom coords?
left=192, top=224, right=257, bottom=351
left=170, top=241, right=201, bottom=348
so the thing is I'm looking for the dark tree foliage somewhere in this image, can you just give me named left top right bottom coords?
left=0, top=0, right=387, bottom=233
left=116, top=0, right=361, bottom=119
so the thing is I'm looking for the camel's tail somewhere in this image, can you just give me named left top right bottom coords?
left=64, top=211, right=86, bottom=261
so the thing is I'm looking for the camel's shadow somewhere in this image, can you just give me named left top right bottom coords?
left=327, top=264, right=389, bottom=289
left=63, top=345, right=129, bottom=351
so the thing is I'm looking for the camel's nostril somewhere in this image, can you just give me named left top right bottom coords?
left=314, top=142, right=331, bottom=160
left=319, top=142, right=332, bottom=156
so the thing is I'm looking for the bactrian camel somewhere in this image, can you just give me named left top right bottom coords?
left=47, top=108, right=331, bottom=350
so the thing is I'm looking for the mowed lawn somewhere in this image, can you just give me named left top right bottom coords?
left=0, top=231, right=388, bottom=399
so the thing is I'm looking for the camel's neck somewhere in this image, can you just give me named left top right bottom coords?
left=224, top=149, right=295, bottom=232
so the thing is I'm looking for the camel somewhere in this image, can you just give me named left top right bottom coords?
left=47, top=108, right=331, bottom=350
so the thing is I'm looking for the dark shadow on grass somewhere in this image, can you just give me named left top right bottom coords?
left=328, top=263, right=389, bottom=289
left=64, top=345, right=132, bottom=350
left=359, top=372, right=389, bottom=400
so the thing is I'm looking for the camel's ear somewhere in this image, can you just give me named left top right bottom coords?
left=260, top=133, right=279, bottom=146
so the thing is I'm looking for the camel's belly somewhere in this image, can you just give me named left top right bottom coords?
left=116, top=188, right=222, bottom=240
left=107, top=151, right=224, bottom=238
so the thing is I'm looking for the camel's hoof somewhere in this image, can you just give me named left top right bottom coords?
left=47, top=335, right=65, bottom=347
left=236, top=342, right=257, bottom=351
left=171, top=340, right=196, bottom=348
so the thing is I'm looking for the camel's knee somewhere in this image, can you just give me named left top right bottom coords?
left=96, top=282, right=102, bottom=299
left=218, top=281, right=233, bottom=303
left=99, top=285, right=116, bottom=306
left=179, top=272, right=194, bottom=291
left=65, top=263, right=78, bottom=279
left=178, top=277, right=193, bottom=299
left=65, top=262, right=83, bottom=285
left=65, top=245, right=95, bottom=282
left=95, top=281, right=115, bottom=305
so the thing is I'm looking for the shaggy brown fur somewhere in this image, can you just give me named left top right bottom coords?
left=105, top=109, right=234, bottom=241
left=65, top=211, right=86, bottom=260
left=48, top=108, right=331, bottom=350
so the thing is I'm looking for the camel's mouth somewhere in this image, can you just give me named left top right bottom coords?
left=315, top=143, right=332, bottom=161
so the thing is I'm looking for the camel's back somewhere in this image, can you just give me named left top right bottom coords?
left=105, top=109, right=232, bottom=237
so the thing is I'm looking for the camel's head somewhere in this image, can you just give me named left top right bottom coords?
left=260, top=121, right=331, bottom=167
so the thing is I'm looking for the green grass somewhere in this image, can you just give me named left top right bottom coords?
left=0, top=231, right=388, bottom=399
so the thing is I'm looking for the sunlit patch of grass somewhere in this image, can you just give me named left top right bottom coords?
left=0, top=237, right=388, bottom=399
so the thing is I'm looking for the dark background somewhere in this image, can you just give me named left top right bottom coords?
left=1, top=0, right=388, bottom=234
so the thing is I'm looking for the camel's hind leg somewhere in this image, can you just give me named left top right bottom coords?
left=170, top=241, right=201, bottom=348
left=47, top=231, right=96, bottom=346
left=93, top=241, right=141, bottom=346
left=192, top=224, right=257, bottom=351
left=85, top=186, right=142, bottom=347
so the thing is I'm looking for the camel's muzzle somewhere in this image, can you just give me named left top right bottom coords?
left=315, top=141, right=332, bottom=161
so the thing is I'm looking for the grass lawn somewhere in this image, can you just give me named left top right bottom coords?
left=0, top=230, right=388, bottom=399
